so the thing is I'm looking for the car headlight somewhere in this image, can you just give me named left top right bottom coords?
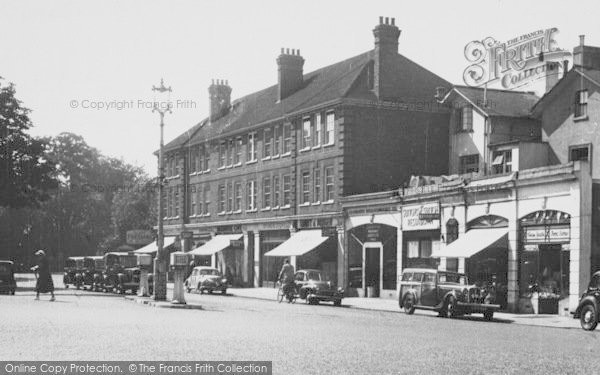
left=337, top=287, right=344, bottom=292
left=221, top=278, right=227, bottom=283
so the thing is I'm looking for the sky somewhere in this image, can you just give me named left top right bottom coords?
left=3, top=0, right=600, bottom=175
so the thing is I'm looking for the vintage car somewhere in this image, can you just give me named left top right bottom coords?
left=185, top=266, right=227, bottom=294
left=399, top=268, right=500, bottom=320
left=573, top=271, right=600, bottom=330
left=0, top=260, right=16, bottom=295
left=63, top=256, right=85, bottom=289
left=82, top=256, right=105, bottom=291
left=294, top=269, right=344, bottom=306
left=102, top=252, right=141, bottom=294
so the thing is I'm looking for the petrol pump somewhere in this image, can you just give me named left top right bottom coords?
left=170, top=251, right=189, bottom=304
left=136, top=254, right=152, bottom=297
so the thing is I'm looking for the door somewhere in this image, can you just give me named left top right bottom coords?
left=365, top=247, right=381, bottom=297
left=420, top=272, right=437, bottom=306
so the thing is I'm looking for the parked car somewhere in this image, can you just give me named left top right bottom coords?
left=399, top=268, right=500, bottom=320
left=573, top=271, right=600, bottom=330
left=294, top=269, right=344, bottom=306
left=63, top=257, right=85, bottom=289
left=0, top=260, right=16, bottom=295
left=82, top=256, right=105, bottom=291
left=185, top=266, right=227, bottom=294
left=102, top=252, right=141, bottom=294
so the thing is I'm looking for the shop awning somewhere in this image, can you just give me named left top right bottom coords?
left=188, top=234, right=243, bottom=256
left=431, top=228, right=507, bottom=258
left=133, top=236, right=177, bottom=254
left=264, top=229, right=329, bottom=257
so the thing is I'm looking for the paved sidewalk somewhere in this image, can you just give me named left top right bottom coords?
left=228, top=287, right=581, bottom=330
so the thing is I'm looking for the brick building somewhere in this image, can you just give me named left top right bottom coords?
left=159, top=17, right=450, bottom=288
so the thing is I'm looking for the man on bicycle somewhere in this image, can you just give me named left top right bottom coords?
left=278, top=259, right=295, bottom=301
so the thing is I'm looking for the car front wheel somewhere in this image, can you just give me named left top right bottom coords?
left=484, top=309, right=494, bottom=321
left=580, top=304, right=598, bottom=331
left=443, top=297, right=457, bottom=318
left=402, top=295, right=415, bottom=315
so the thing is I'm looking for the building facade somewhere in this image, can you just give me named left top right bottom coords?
left=159, top=17, right=450, bottom=288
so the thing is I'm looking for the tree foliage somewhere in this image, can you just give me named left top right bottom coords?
left=0, top=78, right=57, bottom=208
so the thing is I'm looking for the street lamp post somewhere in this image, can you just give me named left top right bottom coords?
left=152, top=78, right=172, bottom=301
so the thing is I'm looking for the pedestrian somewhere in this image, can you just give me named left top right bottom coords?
left=31, top=250, right=55, bottom=301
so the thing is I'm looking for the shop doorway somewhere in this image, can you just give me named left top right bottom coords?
left=363, top=242, right=382, bottom=297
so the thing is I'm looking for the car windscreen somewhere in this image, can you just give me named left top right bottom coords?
left=306, top=271, right=322, bottom=281
left=438, top=273, right=466, bottom=285
left=120, top=256, right=137, bottom=268
left=200, top=269, right=220, bottom=276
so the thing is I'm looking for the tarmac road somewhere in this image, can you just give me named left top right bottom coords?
left=1, top=274, right=599, bottom=375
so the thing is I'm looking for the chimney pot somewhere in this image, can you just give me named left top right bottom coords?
left=379, top=16, right=383, bottom=24
left=297, top=49, right=301, bottom=55
left=286, top=48, right=290, bottom=54
left=385, top=17, right=389, bottom=24
left=281, top=48, right=284, bottom=54
left=563, top=60, right=569, bottom=74
left=580, top=35, right=585, bottom=46
left=391, top=18, right=395, bottom=26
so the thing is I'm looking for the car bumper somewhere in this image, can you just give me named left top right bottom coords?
left=457, top=302, right=501, bottom=313
left=307, top=291, right=344, bottom=301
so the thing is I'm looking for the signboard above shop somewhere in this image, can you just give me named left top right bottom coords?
left=523, top=226, right=570, bottom=244
left=126, top=230, right=154, bottom=245
left=402, top=203, right=440, bottom=231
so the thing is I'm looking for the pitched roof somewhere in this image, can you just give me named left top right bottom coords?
left=164, top=50, right=450, bottom=151
left=531, top=67, right=600, bottom=116
left=449, top=86, right=540, bottom=118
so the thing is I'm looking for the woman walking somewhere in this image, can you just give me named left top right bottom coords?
left=32, top=250, right=55, bottom=301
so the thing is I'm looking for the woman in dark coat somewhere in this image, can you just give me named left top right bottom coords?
left=32, top=250, right=55, bottom=301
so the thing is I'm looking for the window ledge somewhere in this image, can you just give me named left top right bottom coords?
left=189, top=172, right=199, bottom=177
left=246, top=160, right=257, bottom=165
left=281, top=152, right=291, bottom=157
left=272, top=154, right=280, bottom=159
left=233, top=162, right=242, bottom=167
left=298, top=202, right=311, bottom=207
left=323, top=142, right=335, bottom=148
left=165, top=175, right=180, bottom=181
left=217, top=212, right=226, bottom=216
left=574, top=115, right=589, bottom=122
left=299, top=147, right=311, bottom=153
left=311, top=201, right=321, bottom=206
left=203, top=169, right=211, bottom=174
left=261, top=207, right=271, bottom=212
left=217, top=166, right=226, bottom=171
left=262, top=156, right=272, bottom=161
left=323, top=200, right=335, bottom=205
left=312, top=145, right=321, bottom=150
left=245, top=208, right=258, bottom=213
left=233, top=210, right=242, bottom=214
left=280, top=205, right=291, bottom=210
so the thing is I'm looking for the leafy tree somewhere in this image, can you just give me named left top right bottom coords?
left=0, top=78, right=57, bottom=208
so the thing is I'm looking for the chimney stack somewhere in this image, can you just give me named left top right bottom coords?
left=277, top=48, right=304, bottom=101
left=434, top=86, right=447, bottom=101
left=573, top=34, right=600, bottom=70
left=208, top=79, right=232, bottom=122
left=373, top=16, right=401, bottom=100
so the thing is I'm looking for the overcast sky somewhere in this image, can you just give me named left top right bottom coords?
left=3, top=0, right=599, bottom=175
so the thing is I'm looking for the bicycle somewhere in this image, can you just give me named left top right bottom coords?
left=276, top=281, right=296, bottom=303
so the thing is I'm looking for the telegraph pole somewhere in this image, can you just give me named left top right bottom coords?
left=152, top=78, right=172, bottom=301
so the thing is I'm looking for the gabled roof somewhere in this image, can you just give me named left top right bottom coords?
left=531, top=67, right=600, bottom=117
left=164, top=49, right=450, bottom=151
left=444, top=85, right=539, bottom=118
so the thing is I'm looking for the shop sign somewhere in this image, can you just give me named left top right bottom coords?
left=126, top=230, right=154, bottom=245
left=523, top=226, right=570, bottom=244
left=402, top=203, right=440, bottom=231
left=230, top=239, right=244, bottom=248
left=321, top=227, right=338, bottom=237
left=366, top=224, right=380, bottom=242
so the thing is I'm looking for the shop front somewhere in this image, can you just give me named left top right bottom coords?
left=401, top=203, right=441, bottom=271
left=188, top=233, right=244, bottom=286
left=263, top=228, right=338, bottom=285
left=518, top=210, right=571, bottom=315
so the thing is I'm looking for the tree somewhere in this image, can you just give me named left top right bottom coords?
left=0, top=78, right=57, bottom=208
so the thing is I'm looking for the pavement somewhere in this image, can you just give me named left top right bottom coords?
left=226, top=286, right=582, bottom=330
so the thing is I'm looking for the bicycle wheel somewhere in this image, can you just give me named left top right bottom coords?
left=277, top=287, right=285, bottom=303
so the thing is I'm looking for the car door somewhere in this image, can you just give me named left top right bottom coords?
left=420, top=272, right=437, bottom=306
left=411, top=272, right=424, bottom=304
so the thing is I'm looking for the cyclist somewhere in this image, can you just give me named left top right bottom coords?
left=278, top=259, right=295, bottom=302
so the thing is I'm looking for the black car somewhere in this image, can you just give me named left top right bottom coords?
left=0, top=260, right=16, bottom=295
left=573, top=271, right=600, bottom=330
left=82, top=256, right=105, bottom=291
left=102, top=252, right=139, bottom=294
left=63, top=257, right=85, bottom=289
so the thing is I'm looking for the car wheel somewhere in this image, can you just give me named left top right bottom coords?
left=11, top=290, right=15, bottom=295
left=186, top=287, right=192, bottom=293
left=333, top=299, right=342, bottom=307
left=64, top=284, right=69, bottom=289
left=221, top=289, right=226, bottom=295
left=402, top=294, right=416, bottom=315
left=443, top=297, right=457, bottom=318
left=484, top=309, right=494, bottom=321
left=580, top=304, right=598, bottom=331
left=208, top=290, right=213, bottom=294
